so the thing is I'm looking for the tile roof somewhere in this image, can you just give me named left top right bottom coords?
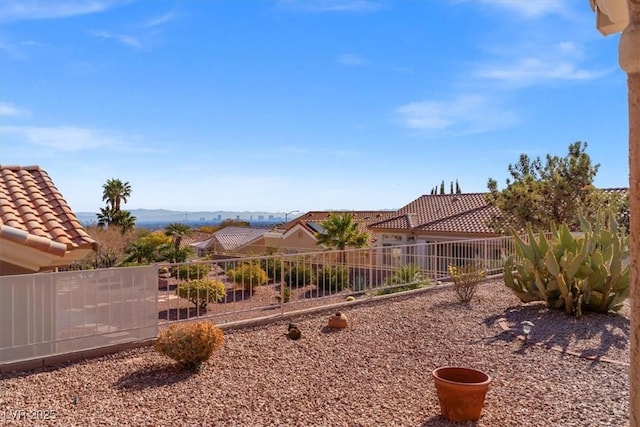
left=285, top=210, right=396, bottom=236
left=0, top=165, right=98, bottom=257
left=369, top=193, right=500, bottom=235
left=195, top=226, right=269, bottom=251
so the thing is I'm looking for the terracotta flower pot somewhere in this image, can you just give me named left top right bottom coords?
left=328, top=312, right=348, bottom=329
left=432, top=366, right=491, bottom=422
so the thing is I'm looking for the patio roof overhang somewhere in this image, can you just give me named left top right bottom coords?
left=591, top=0, right=629, bottom=35
left=0, top=225, right=95, bottom=272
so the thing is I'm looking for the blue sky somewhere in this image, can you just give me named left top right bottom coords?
left=0, top=0, right=629, bottom=213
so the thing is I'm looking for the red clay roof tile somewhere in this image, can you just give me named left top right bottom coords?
left=0, top=165, right=97, bottom=257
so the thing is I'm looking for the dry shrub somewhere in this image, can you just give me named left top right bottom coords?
left=155, top=321, right=224, bottom=371
left=448, top=264, right=486, bottom=303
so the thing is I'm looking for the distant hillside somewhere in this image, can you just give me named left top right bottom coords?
left=75, top=209, right=293, bottom=225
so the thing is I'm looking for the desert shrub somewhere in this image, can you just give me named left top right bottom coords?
left=386, top=264, right=429, bottom=287
left=155, top=321, right=224, bottom=371
left=448, top=264, right=486, bottom=303
left=284, top=263, right=313, bottom=288
left=374, top=264, right=429, bottom=295
left=315, top=265, right=349, bottom=292
left=173, top=263, right=210, bottom=281
left=262, top=257, right=283, bottom=282
left=275, top=286, right=291, bottom=303
left=176, top=278, right=226, bottom=310
left=350, top=273, right=369, bottom=292
left=504, top=210, right=629, bottom=317
left=228, top=263, right=268, bottom=292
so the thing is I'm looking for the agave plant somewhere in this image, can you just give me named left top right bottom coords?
left=504, top=209, right=629, bottom=318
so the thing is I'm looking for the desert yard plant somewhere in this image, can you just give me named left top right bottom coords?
left=503, top=209, right=629, bottom=318
left=275, top=286, right=291, bottom=303
left=448, top=264, right=486, bottom=303
left=375, top=264, right=430, bottom=296
left=386, top=264, right=429, bottom=288
left=173, top=263, right=210, bottom=281
left=315, top=265, right=349, bottom=292
left=228, top=262, right=268, bottom=292
left=261, top=257, right=283, bottom=282
left=285, top=262, right=313, bottom=288
left=176, top=278, right=226, bottom=310
left=155, top=321, right=224, bottom=371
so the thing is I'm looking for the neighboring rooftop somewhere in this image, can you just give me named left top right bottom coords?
left=192, top=226, right=270, bottom=252
left=369, top=193, right=501, bottom=235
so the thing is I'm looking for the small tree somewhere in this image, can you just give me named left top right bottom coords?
left=486, top=141, right=608, bottom=233
left=228, top=263, right=268, bottom=292
left=176, top=278, right=226, bottom=310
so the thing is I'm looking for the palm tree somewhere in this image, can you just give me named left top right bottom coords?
left=113, top=210, right=136, bottom=234
left=102, top=178, right=132, bottom=212
left=96, top=206, right=116, bottom=228
left=316, top=213, right=369, bottom=262
left=165, top=222, right=192, bottom=252
left=124, top=241, right=157, bottom=264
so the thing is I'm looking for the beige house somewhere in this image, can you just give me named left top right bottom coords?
left=269, top=210, right=396, bottom=253
left=0, top=165, right=98, bottom=275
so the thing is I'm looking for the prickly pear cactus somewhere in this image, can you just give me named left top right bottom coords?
left=503, top=209, right=629, bottom=317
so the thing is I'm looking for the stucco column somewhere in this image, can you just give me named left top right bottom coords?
left=620, top=1, right=640, bottom=425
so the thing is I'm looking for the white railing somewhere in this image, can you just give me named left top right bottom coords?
left=158, top=236, right=516, bottom=325
left=1, top=236, right=516, bottom=368
left=0, top=266, right=158, bottom=367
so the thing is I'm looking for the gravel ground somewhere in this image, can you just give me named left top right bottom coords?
left=0, top=280, right=630, bottom=427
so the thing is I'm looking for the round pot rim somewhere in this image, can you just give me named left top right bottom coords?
left=432, top=366, right=492, bottom=386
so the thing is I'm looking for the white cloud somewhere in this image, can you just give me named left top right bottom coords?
left=474, top=41, right=610, bottom=87
left=0, top=102, right=31, bottom=117
left=0, top=0, right=127, bottom=22
left=1, top=125, right=127, bottom=151
left=277, top=0, right=384, bottom=13
left=90, top=30, right=141, bottom=48
left=396, top=94, right=517, bottom=135
left=337, top=53, right=366, bottom=66
left=453, top=0, right=569, bottom=18
left=143, top=11, right=177, bottom=28
left=477, top=58, right=607, bottom=84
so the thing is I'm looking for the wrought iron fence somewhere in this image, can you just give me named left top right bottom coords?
left=157, top=236, right=517, bottom=325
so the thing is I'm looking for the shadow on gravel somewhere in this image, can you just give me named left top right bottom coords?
left=419, top=415, right=477, bottom=426
left=115, top=364, right=197, bottom=391
left=483, top=302, right=630, bottom=361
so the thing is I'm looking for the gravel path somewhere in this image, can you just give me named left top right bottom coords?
left=0, top=280, right=630, bottom=426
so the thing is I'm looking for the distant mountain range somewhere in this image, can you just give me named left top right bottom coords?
left=76, top=209, right=295, bottom=225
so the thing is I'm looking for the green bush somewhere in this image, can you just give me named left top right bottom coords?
left=350, top=273, right=369, bottom=292
left=262, top=257, right=283, bottom=282
left=173, top=263, right=210, bottom=281
left=374, top=264, right=429, bottom=295
left=504, top=209, right=629, bottom=318
left=155, top=321, right=224, bottom=371
left=228, top=263, right=268, bottom=292
left=385, top=264, right=429, bottom=287
left=176, top=278, right=226, bottom=310
left=275, top=286, right=291, bottom=303
left=285, top=263, right=313, bottom=288
left=316, top=265, right=349, bottom=292
left=448, top=264, right=486, bottom=303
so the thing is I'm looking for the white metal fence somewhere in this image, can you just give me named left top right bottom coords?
left=0, top=266, right=158, bottom=366
left=1, top=236, right=516, bottom=368
left=158, top=236, right=516, bottom=325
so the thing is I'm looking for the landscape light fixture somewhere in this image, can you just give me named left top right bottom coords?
left=521, top=321, right=534, bottom=343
